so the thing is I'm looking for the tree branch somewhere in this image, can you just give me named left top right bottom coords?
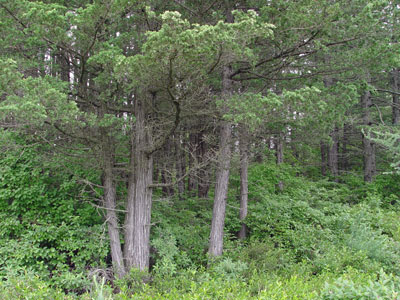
left=376, top=89, right=400, bottom=96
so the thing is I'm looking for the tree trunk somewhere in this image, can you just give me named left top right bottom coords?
left=238, top=127, right=248, bottom=240
left=328, top=126, right=339, bottom=179
left=101, top=137, right=125, bottom=278
left=59, top=48, right=70, bottom=83
left=161, top=140, right=174, bottom=197
left=208, top=65, right=233, bottom=257
left=363, top=135, right=376, bottom=182
left=124, top=97, right=154, bottom=271
left=131, top=97, right=153, bottom=271
left=123, top=133, right=135, bottom=270
left=340, top=123, right=350, bottom=172
left=198, top=131, right=210, bottom=198
left=275, top=132, right=284, bottom=191
left=321, top=142, right=328, bottom=176
left=276, top=133, right=284, bottom=164
left=361, top=89, right=376, bottom=182
left=392, top=68, right=400, bottom=125
left=175, top=134, right=185, bottom=196
left=187, top=132, right=198, bottom=194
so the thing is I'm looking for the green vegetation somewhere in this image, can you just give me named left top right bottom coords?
left=1, top=147, right=400, bottom=298
left=0, top=0, right=399, bottom=298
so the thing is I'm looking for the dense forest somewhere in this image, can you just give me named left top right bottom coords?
left=0, top=0, right=400, bottom=299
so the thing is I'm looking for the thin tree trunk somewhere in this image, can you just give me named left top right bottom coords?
left=392, top=68, right=400, bottom=125
left=328, top=126, right=339, bottom=179
left=124, top=132, right=135, bottom=270
left=59, top=48, right=70, bottom=83
left=361, top=88, right=376, bottom=182
left=198, top=131, right=210, bottom=198
left=161, top=140, right=174, bottom=197
left=175, top=133, right=185, bottom=196
left=363, top=135, right=376, bottom=182
left=238, top=126, right=248, bottom=240
left=275, top=132, right=284, bottom=190
left=321, top=142, right=328, bottom=176
left=101, top=137, right=125, bottom=278
left=208, top=64, right=233, bottom=257
left=276, top=133, right=284, bottom=164
left=187, top=132, right=197, bottom=194
left=340, top=123, right=350, bottom=172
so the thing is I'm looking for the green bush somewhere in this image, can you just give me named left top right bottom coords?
left=0, top=270, right=76, bottom=300
left=321, top=270, right=400, bottom=299
left=151, top=197, right=211, bottom=266
left=0, top=148, right=108, bottom=292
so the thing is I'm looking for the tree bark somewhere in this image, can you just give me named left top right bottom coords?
left=276, top=133, right=284, bottom=164
left=361, top=88, right=376, bottom=182
left=175, top=133, right=185, bottom=196
left=198, top=131, right=210, bottom=198
left=208, top=64, right=233, bottom=257
left=392, top=68, right=400, bottom=125
left=340, top=123, right=350, bottom=172
left=123, top=132, right=135, bottom=270
left=131, top=97, right=153, bottom=271
left=187, top=132, right=198, bottom=194
left=124, top=96, right=154, bottom=271
left=328, top=126, right=339, bottom=179
left=321, top=141, right=328, bottom=176
left=238, top=126, right=248, bottom=240
left=275, top=132, right=284, bottom=190
left=101, top=136, right=125, bottom=278
left=160, top=139, right=174, bottom=197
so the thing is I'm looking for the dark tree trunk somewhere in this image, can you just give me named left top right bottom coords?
left=160, top=139, right=174, bottom=197
left=187, top=132, right=198, bottom=194
left=321, top=142, right=328, bottom=176
left=59, top=49, right=70, bottom=83
left=209, top=64, right=233, bottom=257
left=275, top=132, right=284, bottom=190
left=340, top=123, right=350, bottom=172
left=328, top=126, right=339, bottom=179
left=198, top=131, right=210, bottom=198
left=238, top=127, right=248, bottom=240
left=392, top=68, right=400, bottom=125
left=361, top=89, right=376, bottom=182
left=276, top=133, right=284, bottom=165
left=363, top=135, right=376, bottom=182
left=175, top=134, right=185, bottom=196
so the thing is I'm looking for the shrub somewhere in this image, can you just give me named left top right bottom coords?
left=0, top=148, right=108, bottom=292
left=321, top=270, right=400, bottom=299
left=0, top=270, right=76, bottom=300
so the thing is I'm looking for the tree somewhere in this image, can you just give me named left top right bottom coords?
left=0, top=1, right=274, bottom=272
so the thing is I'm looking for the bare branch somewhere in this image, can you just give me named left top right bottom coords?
left=376, top=89, right=400, bottom=96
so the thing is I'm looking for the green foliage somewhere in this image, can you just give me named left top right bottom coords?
left=367, top=126, right=400, bottom=174
left=236, top=162, right=400, bottom=277
left=210, top=258, right=248, bottom=281
left=321, top=270, right=400, bottom=300
left=151, top=227, right=192, bottom=278
left=0, top=270, right=77, bottom=300
left=89, top=276, right=113, bottom=300
left=151, top=198, right=211, bottom=266
left=241, top=240, right=295, bottom=274
left=0, top=146, right=107, bottom=292
left=344, top=222, right=400, bottom=273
